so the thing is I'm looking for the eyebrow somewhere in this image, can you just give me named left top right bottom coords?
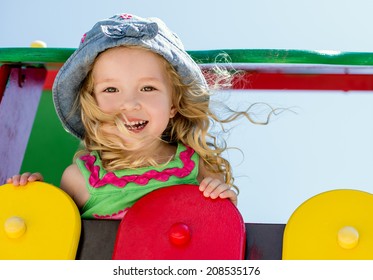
left=93, top=76, right=166, bottom=88
left=94, top=78, right=118, bottom=84
left=138, top=77, right=164, bottom=83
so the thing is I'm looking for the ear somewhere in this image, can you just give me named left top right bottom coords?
left=169, top=105, right=177, bottom=118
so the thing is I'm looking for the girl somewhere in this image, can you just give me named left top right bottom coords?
left=8, top=13, right=247, bottom=219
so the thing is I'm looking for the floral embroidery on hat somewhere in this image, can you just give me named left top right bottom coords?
left=120, top=14, right=132, bottom=20
left=81, top=33, right=87, bottom=44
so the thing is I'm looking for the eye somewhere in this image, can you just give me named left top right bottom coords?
left=103, top=87, right=119, bottom=93
left=141, top=86, right=156, bottom=92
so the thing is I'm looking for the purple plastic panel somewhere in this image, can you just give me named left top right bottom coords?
left=0, top=66, right=46, bottom=184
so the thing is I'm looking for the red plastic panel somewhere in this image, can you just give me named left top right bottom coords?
left=45, top=69, right=373, bottom=91
left=232, top=72, right=373, bottom=91
left=43, top=69, right=57, bottom=90
left=0, top=65, right=11, bottom=102
left=112, top=184, right=246, bottom=260
left=0, top=67, right=46, bottom=184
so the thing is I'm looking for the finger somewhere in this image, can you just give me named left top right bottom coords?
left=9, top=175, right=22, bottom=186
left=202, top=178, right=222, bottom=197
left=219, top=189, right=238, bottom=206
left=19, top=172, right=32, bottom=186
left=199, top=177, right=214, bottom=192
left=209, top=183, right=231, bottom=199
left=29, top=173, right=44, bottom=182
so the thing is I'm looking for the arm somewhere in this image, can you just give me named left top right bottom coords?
left=197, top=158, right=238, bottom=206
left=60, top=164, right=89, bottom=209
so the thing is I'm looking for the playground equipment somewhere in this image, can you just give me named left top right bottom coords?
left=0, top=182, right=80, bottom=259
left=1, top=48, right=373, bottom=259
left=282, top=189, right=373, bottom=259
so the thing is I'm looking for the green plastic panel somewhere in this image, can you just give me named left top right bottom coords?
left=20, top=90, right=80, bottom=186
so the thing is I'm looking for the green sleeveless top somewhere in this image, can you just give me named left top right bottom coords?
left=76, top=143, right=199, bottom=219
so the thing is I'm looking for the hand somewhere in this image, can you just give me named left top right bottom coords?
left=199, top=177, right=238, bottom=206
left=6, top=172, right=44, bottom=186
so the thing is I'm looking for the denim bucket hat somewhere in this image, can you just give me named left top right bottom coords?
left=53, top=13, right=207, bottom=139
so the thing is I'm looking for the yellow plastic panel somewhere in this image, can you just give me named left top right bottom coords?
left=283, top=189, right=373, bottom=259
left=0, top=182, right=81, bottom=259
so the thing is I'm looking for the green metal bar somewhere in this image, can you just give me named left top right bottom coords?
left=188, top=49, right=373, bottom=66
left=0, top=48, right=74, bottom=65
left=2, top=48, right=373, bottom=66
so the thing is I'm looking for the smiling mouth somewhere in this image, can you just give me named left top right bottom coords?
left=124, top=120, right=148, bottom=132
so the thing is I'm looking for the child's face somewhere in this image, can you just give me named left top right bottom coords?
left=92, top=47, right=176, bottom=145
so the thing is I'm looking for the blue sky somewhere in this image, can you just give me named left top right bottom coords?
left=3, top=0, right=373, bottom=51
left=3, top=0, right=373, bottom=223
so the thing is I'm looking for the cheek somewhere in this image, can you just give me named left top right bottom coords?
left=93, top=94, right=103, bottom=108
left=95, top=97, right=117, bottom=113
left=156, top=99, right=174, bottom=117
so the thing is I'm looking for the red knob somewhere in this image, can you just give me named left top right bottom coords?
left=169, top=223, right=191, bottom=246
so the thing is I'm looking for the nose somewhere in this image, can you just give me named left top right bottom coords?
left=119, top=93, right=141, bottom=111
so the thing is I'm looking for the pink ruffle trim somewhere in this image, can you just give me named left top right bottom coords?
left=80, top=146, right=195, bottom=188
left=93, top=208, right=129, bottom=220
